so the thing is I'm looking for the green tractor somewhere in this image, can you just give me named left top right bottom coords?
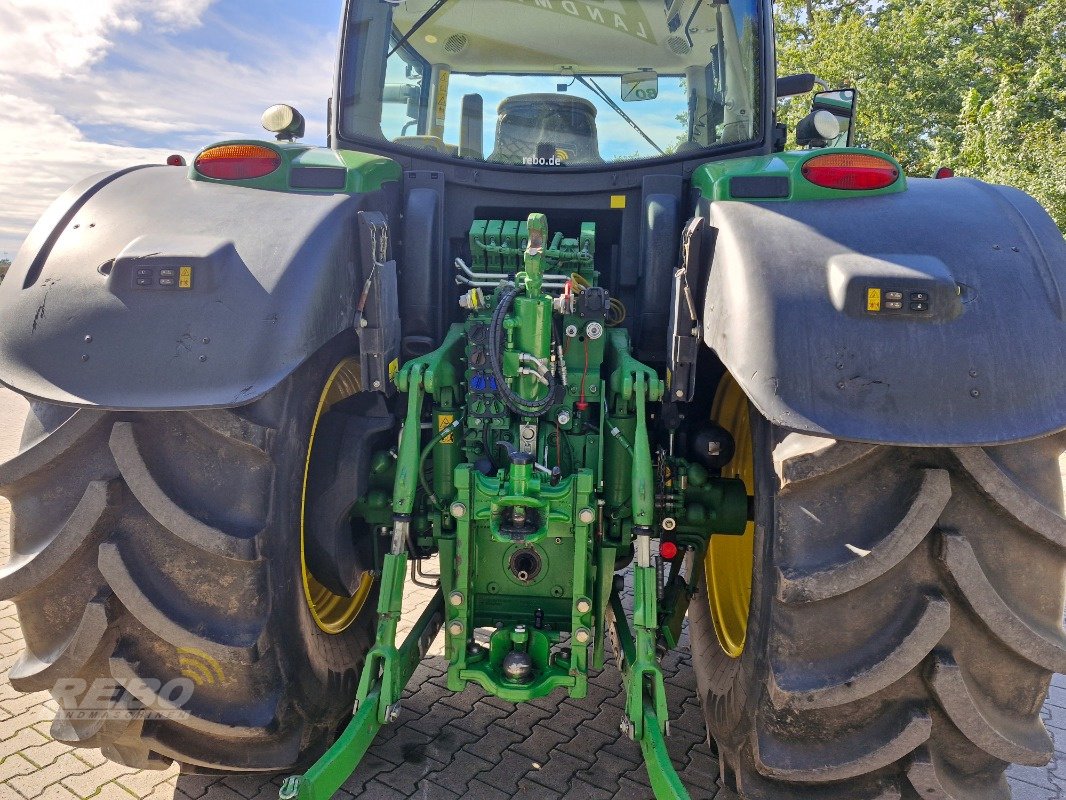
left=1, top=1, right=1064, bottom=798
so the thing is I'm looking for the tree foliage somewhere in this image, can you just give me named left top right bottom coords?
left=775, top=0, right=1066, bottom=229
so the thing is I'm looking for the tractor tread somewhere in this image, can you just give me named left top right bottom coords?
left=776, top=468, right=951, bottom=603
left=139, top=720, right=304, bottom=772
left=186, top=409, right=277, bottom=455
left=938, top=532, right=1066, bottom=672
left=9, top=590, right=117, bottom=693
left=927, top=652, right=1054, bottom=765
left=952, top=446, right=1066, bottom=547
left=691, top=419, right=1065, bottom=799
left=773, top=434, right=879, bottom=490
left=108, top=422, right=261, bottom=561
left=101, top=737, right=173, bottom=772
left=0, top=408, right=107, bottom=487
left=97, top=541, right=264, bottom=663
left=0, top=345, right=377, bottom=771
left=94, top=717, right=174, bottom=771
left=109, top=656, right=283, bottom=739
left=769, top=594, right=949, bottom=709
left=51, top=708, right=134, bottom=748
left=906, top=745, right=1011, bottom=800
left=0, top=479, right=121, bottom=600
left=752, top=707, right=931, bottom=782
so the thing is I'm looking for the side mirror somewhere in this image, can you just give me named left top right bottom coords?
left=383, top=83, right=422, bottom=128
left=620, top=70, right=659, bottom=102
left=261, top=104, right=305, bottom=142
left=811, top=88, right=856, bottom=147
left=382, top=83, right=421, bottom=103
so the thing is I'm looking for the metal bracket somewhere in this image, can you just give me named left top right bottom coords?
left=355, top=211, right=400, bottom=396
left=667, top=217, right=704, bottom=403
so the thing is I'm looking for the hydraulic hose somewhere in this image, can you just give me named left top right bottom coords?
left=488, top=286, right=556, bottom=416
left=418, top=413, right=466, bottom=509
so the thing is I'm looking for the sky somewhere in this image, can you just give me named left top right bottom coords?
left=0, top=0, right=345, bottom=259
left=0, top=0, right=728, bottom=259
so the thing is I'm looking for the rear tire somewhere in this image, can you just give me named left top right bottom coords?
left=689, top=404, right=1066, bottom=799
left=0, top=339, right=383, bottom=771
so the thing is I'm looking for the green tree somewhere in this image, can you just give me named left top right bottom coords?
left=774, top=0, right=1066, bottom=229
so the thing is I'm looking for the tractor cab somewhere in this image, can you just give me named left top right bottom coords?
left=335, top=0, right=764, bottom=167
left=319, top=0, right=782, bottom=374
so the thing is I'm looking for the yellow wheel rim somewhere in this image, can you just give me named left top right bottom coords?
left=301, top=358, right=375, bottom=635
left=705, top=374, right=755, bottom=658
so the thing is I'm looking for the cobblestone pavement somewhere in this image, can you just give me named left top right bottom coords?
left=0, top=388, right=1064, bottom=799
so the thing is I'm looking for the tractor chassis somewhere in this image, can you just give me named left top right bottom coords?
left=278, top=213, right=749, bottom=800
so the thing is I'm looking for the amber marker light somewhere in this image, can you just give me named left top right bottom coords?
left=194, top=144, right=281, bottom=180
left=801, top=153, right=900, bottom=191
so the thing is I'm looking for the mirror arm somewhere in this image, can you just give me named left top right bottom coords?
left=775, top=73, right=816, bottom=98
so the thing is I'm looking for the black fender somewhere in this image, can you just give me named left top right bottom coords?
left=701, top=177, right=1066, bottom=446
left=0, top=165, right=398, bottom=409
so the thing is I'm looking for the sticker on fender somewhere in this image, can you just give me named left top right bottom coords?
left=866, top=287, right=881, bottom=312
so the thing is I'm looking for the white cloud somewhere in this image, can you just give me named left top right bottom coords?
left=149, top=0, right=217, bottom=28
left=0, top=1, right=337, bottom=258
left=0, top=0, right=215, bottom=255
left=0, top=93, right=172, bottom=251
left=53, top=31, right=337, bottom=143
left=0, top=0, right=213, bottom=80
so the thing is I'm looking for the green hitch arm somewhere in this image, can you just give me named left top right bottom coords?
left=278, top=687, right=383, bottom=800
left=607, top=370, right=671, bottom=753
left=392, top=363, right=426, bottom=516
left=632, top=373, right=654, bottom=528
left=279, top=591, right=445, bottom=800
left=607, top=590, right=689, bottom=800
left=354, top=548, right=409, bottom=722
left=640, top=698, right=691, bottom=800
left=355, top=361, right=428, bottom=731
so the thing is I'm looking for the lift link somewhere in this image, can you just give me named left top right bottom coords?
left=607, top=371, right=689, bottom=799
left=608, top=593, right=689, bottom=800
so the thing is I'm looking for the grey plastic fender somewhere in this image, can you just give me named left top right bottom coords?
left=702, top=177, right=1066, bottom=446
left=0, top=166, right=395, bottom=409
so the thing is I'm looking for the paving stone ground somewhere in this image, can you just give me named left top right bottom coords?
left=0, top=387, right=1064, bottom=799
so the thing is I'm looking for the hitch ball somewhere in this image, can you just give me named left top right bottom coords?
left=502, top=650, right=534, bottom=683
